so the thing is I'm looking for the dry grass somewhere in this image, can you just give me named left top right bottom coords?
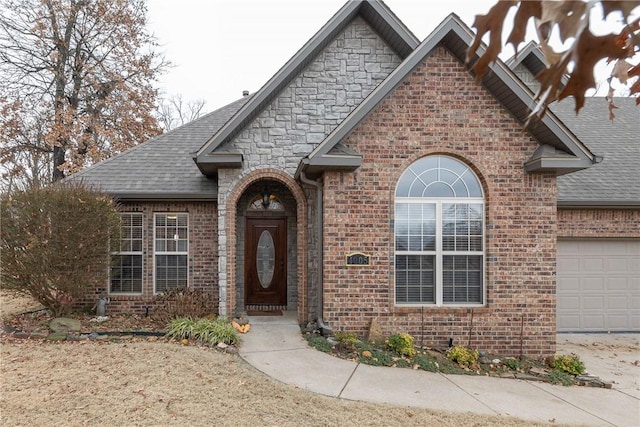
left=0, top=291, right=547, bottom=427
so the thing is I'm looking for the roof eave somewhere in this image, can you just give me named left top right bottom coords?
left=296, top=155, right=362, bottom=178
left=558, top=200, right=640, bottom=209
left=109, top=192, right=217, bottom=202
left=194, top=153, right=243, bottom=176
left=524, top=156, right=594, bottom=175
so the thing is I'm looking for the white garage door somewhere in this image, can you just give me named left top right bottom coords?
left=557, top=239, right=640, bottom=332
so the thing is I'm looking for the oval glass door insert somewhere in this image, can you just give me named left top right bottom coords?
left=256, top=230, right=275, bottom=288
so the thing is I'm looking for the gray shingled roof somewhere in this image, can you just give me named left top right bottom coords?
left=68, top=97, right=249, bottom=200
left=553, top=97, right=640, bottom=207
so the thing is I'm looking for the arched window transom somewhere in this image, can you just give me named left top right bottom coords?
left=394, top=155, right=484, bottom=306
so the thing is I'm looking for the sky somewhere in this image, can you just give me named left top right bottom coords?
left=146, top=0, right=637, bottom=114
left=146, top=0, right=499, bottom=112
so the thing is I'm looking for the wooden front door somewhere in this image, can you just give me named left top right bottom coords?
left=245, top=218, right=287, bottom=306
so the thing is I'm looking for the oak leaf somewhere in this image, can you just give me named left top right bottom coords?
left=466, top=1, right=516, bottom=78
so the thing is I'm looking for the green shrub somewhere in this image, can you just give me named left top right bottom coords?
left=166, top=317, right=238, bottom=345
left=306, top=335, right=332, bottom=353
left=334, top=331, right=358, bottom=348
left=151, top=287, right=217, bottom=325
left=553, top=354, right=586, bottom=375
left=413, top=353, right=439, bottom=372
left=0, top=183, right=120, bottom=316
left=548, top=370, right=576, bottom=386
left=503, top=358, right=521, bottom=370
left=447, top=345, right=479, bottom=368
left=386, top=333, right=416, bottom=358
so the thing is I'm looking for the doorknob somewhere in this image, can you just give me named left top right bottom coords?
left=280, top=259, right=284, bottom=269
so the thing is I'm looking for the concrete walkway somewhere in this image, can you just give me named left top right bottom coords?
left=239, top=312, right=640, bottom=427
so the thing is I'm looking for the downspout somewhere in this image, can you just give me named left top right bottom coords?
left=299, top=170, right=333, bottom=336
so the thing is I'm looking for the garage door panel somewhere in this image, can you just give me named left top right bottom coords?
left=582, top=278, right=604, bottom=291
left=607, top=278, right=629, bottom=292
left=558, top=239, right=640, bottom=332
left=606, top=315, right=630, bottom=329
left=582, top=314, right=605, bottom=328
left=583, top=296, right=605, bottom=309
left=557, top=315, right=581, bottom=330
left=558, top=257, right=580, bottom=272
left=604, top=257, right=630, bottom=273
left=607, top=296, right=629, bottom=310
left=558, top=277, right=580, bottom=291
left=580, top=258, right=604, bottom=272
left=557, top=295, right=580, bottom=310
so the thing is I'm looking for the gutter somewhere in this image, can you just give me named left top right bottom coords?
left=299, top=170, right=333, bottom=336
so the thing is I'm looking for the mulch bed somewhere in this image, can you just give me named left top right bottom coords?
left=2, top=309, right=164, bottom=338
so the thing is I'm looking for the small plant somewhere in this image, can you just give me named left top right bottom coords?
left=552, top=354, right=586, bottom=375
left=306, top=335, right=333, bottom=353
left=334, top=331, right=358, bottom=349
left=548, top=370, right=576, bottom=386
left=166, top=317, right=238, bottom=346
left=447, top=345, right=479, bottom=368
left=151, top=287, right=216, bottom=324
left=386, top=333, right=416, bottom=358
left=413, top=353, right=439, bottom=372
left=503, top=358, right=521, bottom=371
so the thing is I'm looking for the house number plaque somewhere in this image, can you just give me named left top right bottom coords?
left=345, top=252, right=370, bottom=266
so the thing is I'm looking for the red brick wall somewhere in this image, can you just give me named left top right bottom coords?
left=322, top=47, right=557, bottom=357
left=558, top=208, right=640, bottom=237
left=76, top=201, right=218, bottom=315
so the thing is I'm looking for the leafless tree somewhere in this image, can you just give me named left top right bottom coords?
left=157, top=94, right=208, bottom=131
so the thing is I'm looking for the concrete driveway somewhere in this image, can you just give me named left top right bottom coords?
left=557, top=333, right=640, bottom=399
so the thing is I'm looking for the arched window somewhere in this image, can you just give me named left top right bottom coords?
left=395, top=155, right=484, bottom=305
left=248, top=194, right=284, bottom=211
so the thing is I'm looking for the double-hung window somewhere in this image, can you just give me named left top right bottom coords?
left=395, top=155, right=484, bottom=305
left=110, top=213, right=143, bottom=294
left=154, top=213, right=188, bottom=293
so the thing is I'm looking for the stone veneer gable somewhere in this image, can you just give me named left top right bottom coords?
left=222, top=16, right=402, bottom=175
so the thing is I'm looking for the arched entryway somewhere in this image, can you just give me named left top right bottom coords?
left=224, top=169, right=308, bottom=322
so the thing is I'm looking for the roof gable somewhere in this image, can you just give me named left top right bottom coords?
left=303, top=14, right=597, bottom=176
left=194, top=0, right=419, bottom=176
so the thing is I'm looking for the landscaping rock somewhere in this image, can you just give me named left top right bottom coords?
left=367, top=317, right=384, bottom=343
left=515, top=373, right=545, bottom=382
left=326, top=337, right=339, bottom=346
left=217, top=342, right=229, bottom=350
left=576, top=375, right=612, bottom=388
left=225, top=346, right=239, bottom=355
left=49, top=317, right=81, bottom=333
left=529, top=367, right=548, bottom=376
left=302, top=321, right=317, bottom=333
left=46, top=332, right=68, bottom=341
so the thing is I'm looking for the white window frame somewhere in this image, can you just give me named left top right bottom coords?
left=153, top=213, right=189, bottom=294
left=109, top=212, right=143, bottom=295
left=394, top=155, right=485, bottom=307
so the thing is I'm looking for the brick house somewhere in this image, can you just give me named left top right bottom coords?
left=70, top=0, right=639, bottom=356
